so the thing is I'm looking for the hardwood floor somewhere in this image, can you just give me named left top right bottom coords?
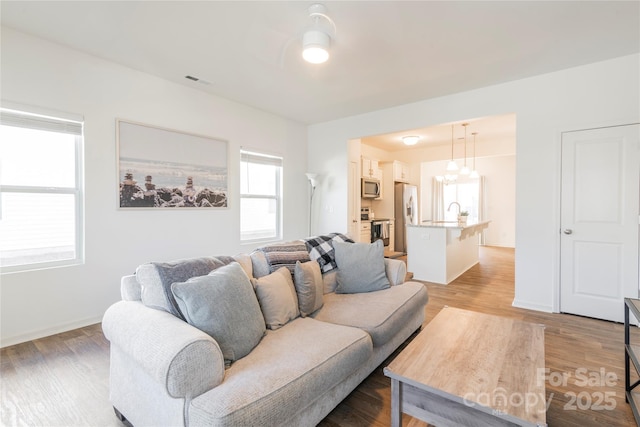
left=321, top=247, right=638, bottom=427
left=1, top=246, right=637, bottom=426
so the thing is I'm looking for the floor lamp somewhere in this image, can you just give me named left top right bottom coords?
left=306, top=173, right=318, bottom=236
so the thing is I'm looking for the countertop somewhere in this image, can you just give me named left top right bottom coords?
left=410, top=219, right=491, bottom=229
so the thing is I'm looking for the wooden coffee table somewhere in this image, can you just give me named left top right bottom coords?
left=384, top=307, right=546, bottom=427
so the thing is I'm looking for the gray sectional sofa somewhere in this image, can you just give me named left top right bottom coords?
left=102, top=235, right=428, bottom=427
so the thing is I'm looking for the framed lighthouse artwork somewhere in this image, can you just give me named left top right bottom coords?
left=116, top=119, right=228, bottom=209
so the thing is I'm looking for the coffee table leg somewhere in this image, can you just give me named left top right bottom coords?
left=390, top=378, right=402, bottom=427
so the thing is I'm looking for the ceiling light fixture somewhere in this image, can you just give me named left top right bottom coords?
left=402, top=135, right=420, bottom=146
left=460, top=123, right=470, bottom=175
left=446, top=125, right=459, bottom=171
left=302, top=4, right=335, bottom=64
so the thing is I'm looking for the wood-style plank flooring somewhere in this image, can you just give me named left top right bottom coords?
left=321, top=247, right=638, bottom=427
left=1, top=246, right=638, bottom=426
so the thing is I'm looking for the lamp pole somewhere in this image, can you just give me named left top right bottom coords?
left=306, top=173, right=318, bottom=236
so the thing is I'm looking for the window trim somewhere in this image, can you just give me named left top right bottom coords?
left=240, top=149, right=283, bottom=243
left=0, top=106, right=84, bottom=273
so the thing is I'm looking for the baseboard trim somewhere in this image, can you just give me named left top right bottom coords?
left=512, top=299, right=554, bottom=313
left=1, top=315, right=104, bottom=348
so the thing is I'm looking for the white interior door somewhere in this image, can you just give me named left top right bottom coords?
left=348, top=160, right=360, bottom=239
left=560, top=124, right=639, bottom=322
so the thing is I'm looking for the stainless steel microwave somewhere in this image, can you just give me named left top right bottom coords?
left=361, top=177, right=381, bottom=198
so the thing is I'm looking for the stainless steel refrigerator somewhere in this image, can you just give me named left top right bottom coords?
left=394, top=182, right=418, bottom=253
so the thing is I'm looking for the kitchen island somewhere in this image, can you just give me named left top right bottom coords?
left=406, top=220, right=490, bottom=284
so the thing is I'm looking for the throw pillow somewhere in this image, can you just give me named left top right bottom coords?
left=334, top=239, right=390, bottom=294
left=255, top=267, right=300, bottom=330
left=138, top=256, right=231, bottom=319
left=293, top=260, right=324, bottom=316
left=259, top=241, right=311, bottom=275
left=171, top=262, right=266, bottom=367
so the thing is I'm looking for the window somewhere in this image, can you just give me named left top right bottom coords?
left=240, top=150, right=282, bottom=242
left=443, top=179, right=480, bottom=222
left=0, top=107, right=84, bottom=272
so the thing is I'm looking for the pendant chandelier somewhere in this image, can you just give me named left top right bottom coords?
left=446, top=124, right=458, bottom=172
left=437, top=122, right=479, bottom=184
left=460, top=123, right=470, bottom=175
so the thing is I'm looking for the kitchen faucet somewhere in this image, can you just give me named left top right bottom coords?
left=447, top=202, right=461, bottom=214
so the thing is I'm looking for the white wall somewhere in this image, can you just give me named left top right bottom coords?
left=308, top=53, right=639, bottom=313
left=0, top=28, right=308, bottom=347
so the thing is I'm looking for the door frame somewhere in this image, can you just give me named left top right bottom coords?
left=554, top=119, right=640, bottom=314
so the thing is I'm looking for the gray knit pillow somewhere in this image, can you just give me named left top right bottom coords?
left=171, top=262, right=266, bottom=367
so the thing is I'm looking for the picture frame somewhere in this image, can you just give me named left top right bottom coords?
left=116, top=119, right=228, bottom=209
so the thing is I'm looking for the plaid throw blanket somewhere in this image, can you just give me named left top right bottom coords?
left=259, top=241, right=310, bottom=275
left=304, top=233, right=354, bottom=273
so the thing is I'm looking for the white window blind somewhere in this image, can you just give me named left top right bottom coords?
left=240, top=150, right=283, bottom=242
left=0, top=107, right=84, bottom=272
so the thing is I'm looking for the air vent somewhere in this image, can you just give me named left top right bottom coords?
left=185, top=75, right=211, bottom=85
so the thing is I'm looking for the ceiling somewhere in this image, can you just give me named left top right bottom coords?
left=361, top=113, right=516, bottom=152
left=1, top=1, right=638, bottom=150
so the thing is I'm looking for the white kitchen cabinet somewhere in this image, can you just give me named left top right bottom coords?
left=393, top=160, right=410, bottom=183
left=388, top=219, right=395, bottom=251
left=360, top=221, right=372, bottom=243
left=362, top=157, right=379, bottom=178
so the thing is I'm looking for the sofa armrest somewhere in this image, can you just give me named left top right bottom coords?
left=121, top=274, right=141, bottom=301
left=384, top=258, right=407, bottom=286
left=102, top=301, right=225, bottom=398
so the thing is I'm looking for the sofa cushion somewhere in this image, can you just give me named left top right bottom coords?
left=232, top=253, right=253, bottom=278
left=293, top=260, right=324, bottom=317
left=334, top=240, right=390, bottom=294
left=137, top=256, right=231, bottom=319
left=250, top=250, right=271, bottom=279
left=255, top=267, right=299, bottom=330
left=322, top=270, right=338, bottom=294
left=304, top=233, right=354, bottom=273
left=188, top=317, right=372, bottom=426
left=312, top=281, right=428, bottom=346
left=171, top=262, right=266, bottom=367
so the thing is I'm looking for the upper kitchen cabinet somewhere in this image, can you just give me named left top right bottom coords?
left=393, top=160, right=411, bottom=183
left=362, top=157, right=382, bottom=179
